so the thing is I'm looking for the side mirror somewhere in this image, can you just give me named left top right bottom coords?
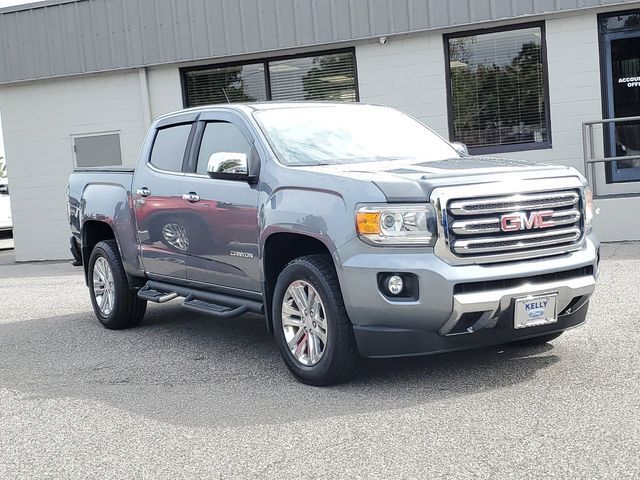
left=451, top=142, right=469, bottom=156
left=207, top=152, right=248, bottom=176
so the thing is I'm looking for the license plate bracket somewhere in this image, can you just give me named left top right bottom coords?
left=514, top=293, right=558, bottom=329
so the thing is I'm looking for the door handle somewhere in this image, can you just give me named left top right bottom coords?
left=136, top=187, right=151, bottom=197
left=182, top=192, right=200, bottom=203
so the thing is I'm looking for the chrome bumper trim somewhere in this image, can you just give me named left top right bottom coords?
left=439, top=275, right=596, bottom=335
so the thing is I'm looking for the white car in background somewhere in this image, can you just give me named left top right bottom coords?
left=0, top=179, right=12, bottom=234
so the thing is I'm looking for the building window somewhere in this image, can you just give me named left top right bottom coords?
left=73, top=133, right=122, bottom=168
left=185, top=63, right=267, bottom=106
left=182, top=50, right=357, bottom=107
left=445, top=24, right=550, bottom=154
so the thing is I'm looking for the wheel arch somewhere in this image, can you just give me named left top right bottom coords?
left=82, top=220, right=116, bottom=283
left=262, top=231, right=337, bottom=333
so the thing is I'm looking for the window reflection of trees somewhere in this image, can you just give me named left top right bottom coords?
left=449, top=29, right=547, bottom=149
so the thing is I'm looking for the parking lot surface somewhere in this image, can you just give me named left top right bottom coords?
left=0, top=244, right=639, bottom=479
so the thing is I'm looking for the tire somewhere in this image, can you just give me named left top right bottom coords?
left=512, top=331, right=564, bottom=347
left=272, top=254, right=362, bottom=386
left=88, top=240, right=147, bottom=330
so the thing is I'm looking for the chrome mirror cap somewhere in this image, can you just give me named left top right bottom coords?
left=207, top=152, right=249, bottom=176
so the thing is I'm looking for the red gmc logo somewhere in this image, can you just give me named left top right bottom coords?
left=500, top=210, right=555, bottom=232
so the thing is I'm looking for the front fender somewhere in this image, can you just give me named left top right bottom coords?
left=259, top=186, right=355, bottom=255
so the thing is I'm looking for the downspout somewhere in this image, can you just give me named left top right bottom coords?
left=138, top=67, right=152, bottom=127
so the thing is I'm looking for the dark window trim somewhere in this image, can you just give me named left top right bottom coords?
left=179, top=47, right=359, bottom=108
left=597, top=8, right=640, bottom=184
left=443, top=21, right=552, bottom=155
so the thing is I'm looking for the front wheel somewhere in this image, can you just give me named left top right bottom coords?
left=273, top=255, right=362, bottom=386
left=88, top=240, right=147, bottom=330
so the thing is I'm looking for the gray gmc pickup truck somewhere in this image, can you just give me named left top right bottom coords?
left=68, top=103, right=599, bottom=385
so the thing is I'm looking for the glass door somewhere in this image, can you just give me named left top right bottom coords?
left=601, top=13, right=640, bottom=184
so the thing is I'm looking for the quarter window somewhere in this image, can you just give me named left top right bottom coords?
left=445, top=24, right=550, bottom=153
left=149, top=124, right=192, bottom=172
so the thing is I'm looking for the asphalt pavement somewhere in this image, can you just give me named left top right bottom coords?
left=0, top=243, right=639, bottom=479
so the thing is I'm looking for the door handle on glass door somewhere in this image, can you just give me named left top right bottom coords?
left=136, top=187, right=151, bottom=197
left=182, top=192, right=200, bottom=203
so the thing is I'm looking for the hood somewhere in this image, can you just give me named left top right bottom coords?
left=297, top=156, right=575, bottom=202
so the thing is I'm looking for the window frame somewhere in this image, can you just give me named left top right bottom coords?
left=443, top=21, right=552, bottom=155
left=179, top=47, right=359, bottom=108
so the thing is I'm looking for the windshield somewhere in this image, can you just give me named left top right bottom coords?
left=254, top=105, right=459, bottom=167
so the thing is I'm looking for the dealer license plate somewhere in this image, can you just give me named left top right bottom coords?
left=514, top=293, right=558, bottom=329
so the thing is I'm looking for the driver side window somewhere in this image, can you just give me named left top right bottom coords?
left=196, top=122, right=252, bottom=175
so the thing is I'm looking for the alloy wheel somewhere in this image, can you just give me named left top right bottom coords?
left=93, top=256, right=115, bottom=316
left=281, top=280, right=328, bottom=366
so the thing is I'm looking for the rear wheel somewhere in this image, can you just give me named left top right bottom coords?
left=512, top=331, right=564, bottom=347
left=88, top=240, right=146, bottom=329
left=273, top=255, right=362, bottom=386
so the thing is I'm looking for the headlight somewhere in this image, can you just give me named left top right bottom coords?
left=584, top=186, right=593, bottom=233
left=356, top=204, right=437, bottom=246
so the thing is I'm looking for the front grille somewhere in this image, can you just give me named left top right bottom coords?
left=446, top=189, right=584, bottom=259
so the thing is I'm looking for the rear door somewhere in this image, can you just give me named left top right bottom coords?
left=133, top=116, right=196, bottom=279
left=181, top=111, right=261, bottom=293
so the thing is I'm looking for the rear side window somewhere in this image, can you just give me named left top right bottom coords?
left=149, top=124, right=192, bottom=172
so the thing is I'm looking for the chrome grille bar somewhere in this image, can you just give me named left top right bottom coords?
left=451, top=209, right=582, bottom=235
left=452, top=227, right=582, bottom=254
left=449, top=191, right=579, bottom=215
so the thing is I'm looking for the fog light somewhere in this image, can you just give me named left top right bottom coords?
left=387, top=275, right=404, bottom=295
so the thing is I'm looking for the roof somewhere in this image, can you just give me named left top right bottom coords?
left=153, top=101, right=378, bottom=123
left=1, top=0, right=638, bottom=84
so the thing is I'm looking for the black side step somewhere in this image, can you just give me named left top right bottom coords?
left=137, top=280, right=263, bottom=319
left=183, top=296, right=249, bottom=318
left=137, top=285, right=179, bottom=303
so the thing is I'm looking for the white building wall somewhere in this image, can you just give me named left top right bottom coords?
left=356, top=11, right=640, bottom=242
left=356, top=35, right=449, bottom=138
left=0, top=70, right=148, bottom=261
left=147, top=65, right=184, bottom=120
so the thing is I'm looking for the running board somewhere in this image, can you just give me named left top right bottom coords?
left=137, top=280, right=263, bottom=319
left=183, top=296, right=248, bottom=318
left=137, top=285, right=179, bottom=303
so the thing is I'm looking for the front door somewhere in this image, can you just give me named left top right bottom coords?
left=602, top=12, right=640, bottom=184
left=182, top=116, right=261, bottom=293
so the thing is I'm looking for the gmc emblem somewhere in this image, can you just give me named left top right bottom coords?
left=500, top=210, right=555, bottom=232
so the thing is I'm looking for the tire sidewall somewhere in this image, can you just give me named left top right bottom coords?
left=273, top=261, right=340, bottom=383
left=88, top=243, right=120, bottom=326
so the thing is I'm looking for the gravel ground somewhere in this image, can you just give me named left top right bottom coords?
left=0, top=244, right=639, bottom=479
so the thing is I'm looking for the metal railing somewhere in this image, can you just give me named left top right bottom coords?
left=582, top=115, right=640, bottom=197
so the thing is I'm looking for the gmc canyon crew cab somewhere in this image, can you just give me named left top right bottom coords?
left=68, top=103, right=599, bottom=385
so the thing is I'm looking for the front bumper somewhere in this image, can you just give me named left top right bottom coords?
left=354, top=298, right=590, bottom=358
left=334, top=235, right=599, bottom=357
